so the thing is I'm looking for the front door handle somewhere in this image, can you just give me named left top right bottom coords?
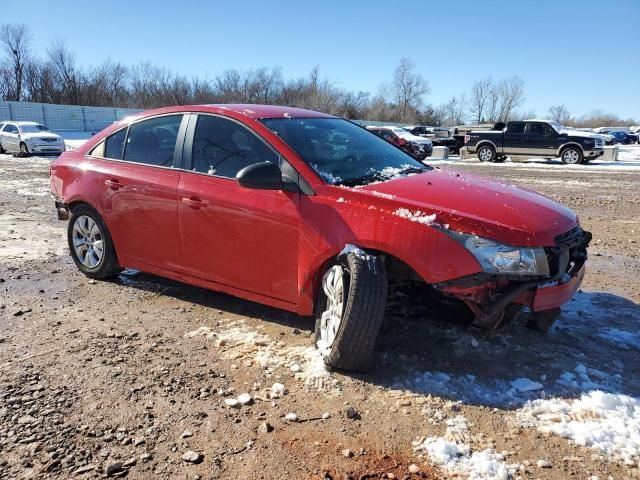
left=104, top=179, right=122, bottom=190
left=181, top=196, right=206, bottom=209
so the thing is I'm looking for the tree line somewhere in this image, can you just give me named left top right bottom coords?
left=1, top=23, right=635, bottom=127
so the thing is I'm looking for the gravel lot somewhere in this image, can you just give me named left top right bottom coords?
left=1, top=148, right=639, bottom=479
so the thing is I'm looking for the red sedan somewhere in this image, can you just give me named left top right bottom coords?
left=50, top=104, right=591, bottom=371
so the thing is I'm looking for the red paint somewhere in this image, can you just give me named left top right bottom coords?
left=50, top=104, right=585, bottom=317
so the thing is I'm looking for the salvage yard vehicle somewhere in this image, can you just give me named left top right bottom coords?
left=366, top=125, right=433, bottom=159
left=0, top=121, right=65, bottom=156
left=402, top=126, right=460, bottom=154
left=50, top=105, right=591, bottom=371
left=465, top=120, right=605, bottom=164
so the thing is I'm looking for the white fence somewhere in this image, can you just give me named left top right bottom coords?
left=0, top=101, right=142, bottom=132
left=0, top=101, right=409, bottom=132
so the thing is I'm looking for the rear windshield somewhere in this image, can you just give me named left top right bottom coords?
left=260, top=118, right=430, bottom=186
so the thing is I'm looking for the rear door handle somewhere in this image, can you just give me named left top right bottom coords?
left=181, top=196, right=206, bottom=209
left=104, top=179, right=122, bottom=190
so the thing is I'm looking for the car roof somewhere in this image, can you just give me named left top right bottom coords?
left=14, top=121, right=42, bottom=125
left=130, top=104, right=336, bottom=121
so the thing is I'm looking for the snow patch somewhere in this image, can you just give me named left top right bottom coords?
left=413, top=416, right=515, bottom=480
left=598, top=327, right=640, bottom=350
left=510, top=378, right=543, bottom=392
left=368, top=190, right=395, bottom=200
left=394, top=208, right=436, bottom=225
left=518, top=391, right=640, bottom=466
left=185, top=322, right=338, bottom=392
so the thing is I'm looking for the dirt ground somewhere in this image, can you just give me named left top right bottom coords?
left=1, top=152, right=639, bottom=480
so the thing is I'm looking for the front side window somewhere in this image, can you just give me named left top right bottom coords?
left=261, top=118, right=430, bottom=186
left=123, top=115, right=182, bottom=167
left=191, top=115, right=278, bottom=178
left=528, top=123, right=547, bottom=135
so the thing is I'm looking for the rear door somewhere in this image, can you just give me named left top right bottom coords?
left=502, top=121, right=526, bottom=155
left=86, top=114, right=187, bottom=273
left=177, top=114, right=300, bottom=304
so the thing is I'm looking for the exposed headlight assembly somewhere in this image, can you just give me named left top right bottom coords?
left=447, top=231, right=549, bottom=276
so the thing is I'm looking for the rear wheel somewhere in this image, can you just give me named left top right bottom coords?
left=477, top=144, right=496, bottom=162
left=560, top=146, right=583, bottom=165
left=67, top=205, right=121, bottom=279
left=0, top=141, right=5, bottom=154
left=314, top=249, right=387, bottom=372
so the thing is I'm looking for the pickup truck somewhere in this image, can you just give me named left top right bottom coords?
left=464, top=120, right=605, bottom=164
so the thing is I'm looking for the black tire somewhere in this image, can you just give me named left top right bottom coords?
left=314, top=250, right=387, bottom=372
left=560, top=146, right=583, bottom=165
left=0, top=141, right=5, bottom=154
left=67, top=204, right=121, bottom=279
left=477, top=144, right=496, bottom=162
left=19, top=142, right=30, bottom=157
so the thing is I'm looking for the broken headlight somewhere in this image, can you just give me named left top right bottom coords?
left=449, top=232, right=549, bottom=276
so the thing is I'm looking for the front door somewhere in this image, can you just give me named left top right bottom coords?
left=178, top=114, right=299, bottom=304
left=526, top=122, right=557, bottom=157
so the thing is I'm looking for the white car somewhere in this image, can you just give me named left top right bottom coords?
left=0, top=121, right=65, bottom=156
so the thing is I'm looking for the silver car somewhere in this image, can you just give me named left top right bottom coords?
left=0, top=121, right=65, bottom=156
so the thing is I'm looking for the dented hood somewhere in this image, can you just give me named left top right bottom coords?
left=360, top=168, right=578, bottom=247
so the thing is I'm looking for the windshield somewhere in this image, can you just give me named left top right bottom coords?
left=548, top=121, right=564, bottom=133
left=21, top=124, right=50, bottom=134
left=261, top=118, right=431, bottom=186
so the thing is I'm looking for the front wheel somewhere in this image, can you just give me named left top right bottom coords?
left=560, top=147, right=583, bottom=165
left=477, top=145, right=496, bottom=162
left=314, top=249, right=387, bottom=372
left=67, top=205, right=121, bottom=279
left=19, top=142, right=30, bottom=157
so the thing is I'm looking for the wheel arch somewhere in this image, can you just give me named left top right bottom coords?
left=303, top=243, right=429, bottom=316
left=476, top=140, right=497, bottom=151
left=66, top=198, right=120, bottom=260
left=556, top=142, right=583, bottom=157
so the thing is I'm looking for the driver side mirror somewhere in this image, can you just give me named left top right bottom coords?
left=236, top=162, right=298, bottom=192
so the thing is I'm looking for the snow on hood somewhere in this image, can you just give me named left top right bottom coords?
left=397, top=131, right=432, bottom=144
left=21, top=131, right=62, bottom=140
left=357, top=168, right=577, bottom=246
left=558, top=128, right=601, bottom=139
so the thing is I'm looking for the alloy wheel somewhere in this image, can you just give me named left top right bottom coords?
left=319, top=265, right=346, bottom=352
left=72, top=215, right=104, bottom=268
left=563, top=149, right=580, bottom=164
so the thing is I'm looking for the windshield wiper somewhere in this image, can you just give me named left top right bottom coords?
left=339, top=173, right=382, bottom=187
left=398, top=166, right=429, bottom=175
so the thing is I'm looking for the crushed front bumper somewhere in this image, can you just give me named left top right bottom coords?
left=434, top=226, right=591, bottom=329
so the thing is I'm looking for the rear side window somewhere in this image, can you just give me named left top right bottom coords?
left=508, top=122, right=525, bottom=134
left=105, top=129, right=127, bottom=159
left=191, top=115, right=278, bottom=178
left=123, top=115, right=182, bottom=167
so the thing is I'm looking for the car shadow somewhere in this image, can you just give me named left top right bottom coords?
left=364, top=290, right=640, bottom=409
left=113, top=269, right=314, bottom=332
left=113, top=270, right=639, bottom=409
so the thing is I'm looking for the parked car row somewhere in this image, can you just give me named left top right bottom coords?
left=0, top=121, right=65, bottom=156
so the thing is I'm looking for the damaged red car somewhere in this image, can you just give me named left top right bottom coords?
left=50, top=105, right=591, bottom=371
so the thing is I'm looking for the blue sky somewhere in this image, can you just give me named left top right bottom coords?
left=6, top=0, right=640, bottom=118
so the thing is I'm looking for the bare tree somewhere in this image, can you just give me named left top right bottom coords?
left=469, top=78, right=492, bottom=123
left=547, top=104, right=571, bottom=124
left=497, top=77, right=525, bottom=121
left=0, top=23, right=32, bottom=101
left=390, top=57, right=430, bottom=122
